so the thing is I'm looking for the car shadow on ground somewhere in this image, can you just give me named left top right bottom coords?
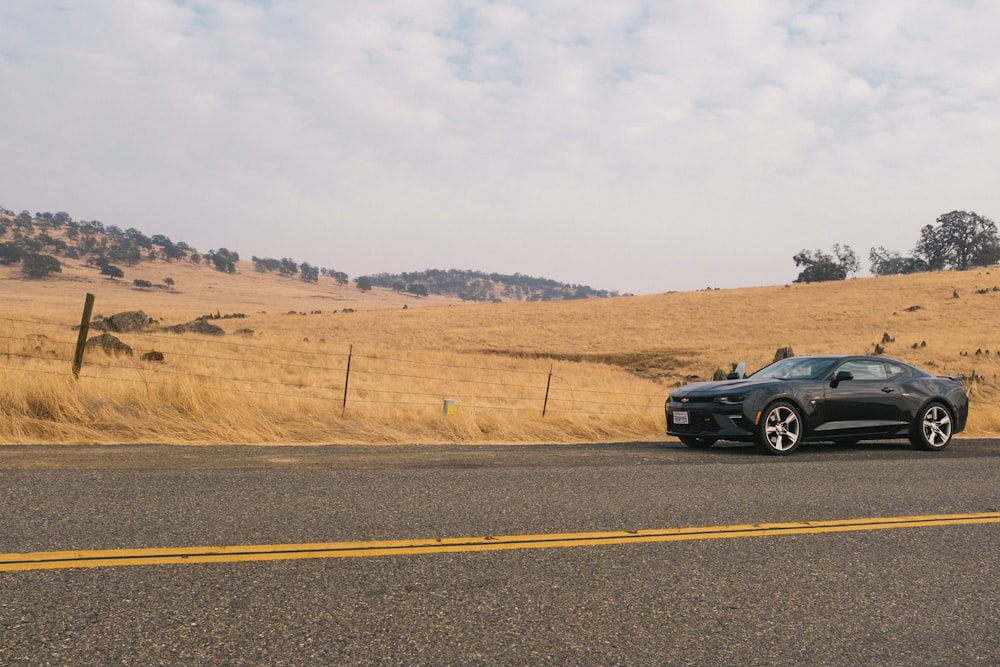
left=658, top=439, right=922, bottom=458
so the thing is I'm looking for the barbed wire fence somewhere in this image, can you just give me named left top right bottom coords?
left=1, top=295, right=672, bottom=421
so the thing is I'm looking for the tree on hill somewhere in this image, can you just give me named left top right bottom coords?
left=914, top=210, right=1000, bottom=271
left=322, top=268, right=349, bottom=284
left=207, top=248, right=239, bottom=273
left=101, top=264, right=125, bottom=280
left=869, top=247, right=927, bottom=276
left=0, top=242, right=24, bottom=265
left=792, top=244, right=859, bottom=283
left=21, top=253, right=61, bottom=279
left=151, top=234, right=187, bottom=261
left=252, top=256, right=281, bottom=273
left=300, top=262, right=319, bottom=283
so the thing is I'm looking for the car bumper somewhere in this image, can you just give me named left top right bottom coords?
left=665, top=402, right=755, bottom=442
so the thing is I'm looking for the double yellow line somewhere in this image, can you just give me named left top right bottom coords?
left=3, top=512, right=998, bottom=572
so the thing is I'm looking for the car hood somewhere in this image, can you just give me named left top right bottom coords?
left=670, top=377, right=783, bottom=398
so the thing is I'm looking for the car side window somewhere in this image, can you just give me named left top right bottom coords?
left=884, top=362, right=906, bottom=378
left=838, top=360, right=888, bottom=381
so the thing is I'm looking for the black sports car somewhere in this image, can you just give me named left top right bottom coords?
left=665, top=355, right=968, bottom=455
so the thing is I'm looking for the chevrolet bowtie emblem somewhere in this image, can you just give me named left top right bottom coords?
left=681, top=398, right=690, bottom=403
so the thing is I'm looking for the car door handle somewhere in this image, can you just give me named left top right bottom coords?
left=881, top=387, right=895, bottom=393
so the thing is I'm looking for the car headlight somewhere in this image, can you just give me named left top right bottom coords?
left=715, top=394, right=746, bottom=405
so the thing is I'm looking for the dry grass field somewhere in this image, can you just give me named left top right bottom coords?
left=2, top=256, right=999, bottom=445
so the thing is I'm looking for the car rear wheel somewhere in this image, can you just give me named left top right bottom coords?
left=910, top=402, right=953, bottom=450
left=678, top=435, right=717, bottom=448
left=754, top=401, right=802, bottom=455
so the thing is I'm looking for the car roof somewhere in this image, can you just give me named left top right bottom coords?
left=781, top=354, right=908, bottom=363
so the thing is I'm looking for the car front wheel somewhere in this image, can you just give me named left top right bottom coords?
left=754, top=401, right=802, bottom=455
left=910, top=402, right=953, bottom=450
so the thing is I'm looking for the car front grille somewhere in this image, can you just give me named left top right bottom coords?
left=670, top=412, right=720, bottom=433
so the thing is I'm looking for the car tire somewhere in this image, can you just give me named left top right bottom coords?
left=909, top=402, right=953, bottom=450
left=754, top=401, right=802, bottom=455
left=679, top=436, right=717, bottom=448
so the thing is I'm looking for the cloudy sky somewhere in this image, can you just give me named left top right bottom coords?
left=2, top=1, right=998, bottom=294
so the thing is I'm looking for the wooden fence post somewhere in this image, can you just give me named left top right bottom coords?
left=542, top=364, right=553, bottom=417
left=342, top=344, right=353, bottom=415
left=71, top=293, right=95, bottom=378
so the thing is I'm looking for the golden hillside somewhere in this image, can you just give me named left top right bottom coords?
left=2, top=257, right=999, bottom=444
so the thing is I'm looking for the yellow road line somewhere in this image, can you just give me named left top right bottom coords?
left=2, top=512, right=998, bottom=572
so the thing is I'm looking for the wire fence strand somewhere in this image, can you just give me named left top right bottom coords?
left=1, top=312, right=671, bottom=417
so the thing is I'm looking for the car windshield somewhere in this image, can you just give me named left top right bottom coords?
left=750, top=357, right=840, bottom=381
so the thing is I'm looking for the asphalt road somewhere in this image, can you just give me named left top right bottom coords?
left=1, top=439, right=998, bottom=666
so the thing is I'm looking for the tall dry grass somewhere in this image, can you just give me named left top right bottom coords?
left=2, top=259, right=999, bottom=445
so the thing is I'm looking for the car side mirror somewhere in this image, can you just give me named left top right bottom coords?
left=830, top=370, right=853, bottom=388
left=727, top=361, right=747, bottom=380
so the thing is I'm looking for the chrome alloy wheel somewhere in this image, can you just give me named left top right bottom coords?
left=915, top=404, right=953, bottom=450
left=761, top=403, right=801, bottom=453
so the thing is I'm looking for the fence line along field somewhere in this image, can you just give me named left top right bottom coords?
left=2, top=257, right=999, bottom=445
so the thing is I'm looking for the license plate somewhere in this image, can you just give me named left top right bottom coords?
left=673, top=411, right=689, bottom=425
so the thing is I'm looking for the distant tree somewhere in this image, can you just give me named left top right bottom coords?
left=151, top=234, right=186, bottom=260
left=101, top=264, right=125, bottom=280
left=0, top=242, right=24, bottom=265
left=406, top=283, right=429, bottom=297
left=869, top=247, right=928, bottom=276
left=21, top=253, right=61, bottom=279
left=133, top=279, right=153, bottom=289
left=300, top=262, right=319, bottom=283
left=207, top=248, right=238, bottom=273
left=914, top=210, right=1000, bottom=271
left=164, top=277, right=174, bottom=287
left=16, top=211, right=33, bottom=228
left=356, top=275, right=373, bottom=292
left=279, top=257, right=298, bottom=277
left=125, top=228, right=152, bottom=248
left=22, top=238, right=42, bottom=253
left=792, top=244, right=859, bottom=283
left=321, top=268, right=349, bottom=284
